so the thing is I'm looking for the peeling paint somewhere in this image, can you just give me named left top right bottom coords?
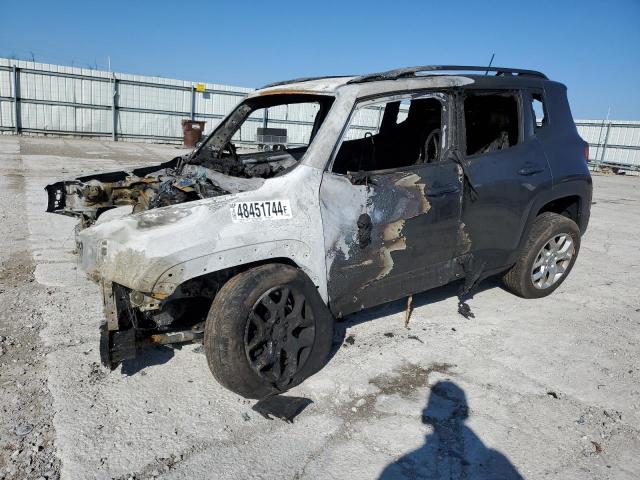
left=375, top=219, right=407, bottom=281
left=458, top=222, right=472, bottom=255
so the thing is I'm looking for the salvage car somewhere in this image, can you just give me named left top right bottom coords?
left=46, top=65, right=592, bottom=399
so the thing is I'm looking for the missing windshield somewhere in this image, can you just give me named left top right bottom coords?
left=190, top=94, right=335, bottom=179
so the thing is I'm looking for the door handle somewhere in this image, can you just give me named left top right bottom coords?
left=518, top=164, right=544, bottom=176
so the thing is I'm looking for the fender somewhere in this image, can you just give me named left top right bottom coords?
left=75, top=164, right=329, bottom=301
left=509, top=175, right=591, bottom=267
left=151, top=239, right=327, bottom=301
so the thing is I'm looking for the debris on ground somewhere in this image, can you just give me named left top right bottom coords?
left=384, top=332, right=394, bottom=338
left=591, top=441, right=603, bottom=454
left=345, top=335, right=355, bottom=346
left=547, top=391, right=559, bottom=399
left=252, top=396, right=313, bottom=423
left=404, top=295, right=413, bottom=328
left=457, top=300, right=475, bottom=319
left=87, top=362, right=107, bottom=385
left=14, top=423, right=34, bottom=436
left=407, top=335, right=424, bottom=344
left=455, top=253, right=486, bottom=319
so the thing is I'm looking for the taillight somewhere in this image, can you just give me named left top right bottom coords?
left=583, top=144, right=589, bottom=163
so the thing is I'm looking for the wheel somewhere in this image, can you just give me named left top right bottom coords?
left=503, top=212, right=581, bottom=299
left=204, top=263, right=334, bottom=399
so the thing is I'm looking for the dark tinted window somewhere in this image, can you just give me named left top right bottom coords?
left=464, top=93, right=520, bottom=156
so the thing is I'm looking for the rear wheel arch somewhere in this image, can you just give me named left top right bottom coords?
left=509, top=193, right=584, bottom=271
left=536, top=194, right=582, bottom=225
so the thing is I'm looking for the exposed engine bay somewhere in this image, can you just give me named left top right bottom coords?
left=44, top=149, right=302, bottom=228
left=45, top=93, right=334, bottom=228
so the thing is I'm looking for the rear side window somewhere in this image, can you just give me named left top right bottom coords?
left=464, top=93, right=520, bottom=156
left=530, top=92, right=547, bottom=132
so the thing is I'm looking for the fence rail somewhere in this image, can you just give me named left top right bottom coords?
left=1, top=59, right=639, bottom=170
left=0, top=61, right=253, bottom=142
left=575, top=120, right=640, bottom=171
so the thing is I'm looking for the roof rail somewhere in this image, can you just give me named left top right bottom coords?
left=261, top=75, right=353, bottom=89
left=348, top=65, right=548, bottom=84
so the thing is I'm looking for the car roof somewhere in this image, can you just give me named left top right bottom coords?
left=252, top=65, right=549, bottom=97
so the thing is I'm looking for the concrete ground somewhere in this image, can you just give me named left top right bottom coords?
left=1, top=135, right=639, bottom=480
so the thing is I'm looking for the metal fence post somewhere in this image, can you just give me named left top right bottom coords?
left=111, top=74, right=118, bottom=141
left=190, top=85, right=195, bottom=120
left=600, top=121, right=611, bottom=166
left=11, top=66, right=20, bottom=134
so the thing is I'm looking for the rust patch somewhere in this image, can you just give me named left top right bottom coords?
left=370, top=363, right=454, bottom=397
left=343, top=362, right=455, bottom=420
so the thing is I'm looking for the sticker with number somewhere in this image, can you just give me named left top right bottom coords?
left=230, top=200, right=292, bottom=222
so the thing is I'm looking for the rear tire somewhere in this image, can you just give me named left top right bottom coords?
left=503, top=212, right=581, bottom=299
left=204, top=263, right=334, bottom=399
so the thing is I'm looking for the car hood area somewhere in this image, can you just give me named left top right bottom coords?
left=71, top=164, right=327, bottom=298
left=43, top=151, right=298, bottom=229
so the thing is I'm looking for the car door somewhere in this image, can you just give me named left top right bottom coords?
left=457, top=89, right=553, bottom=272
left=320, top=92, right=463, bottom=317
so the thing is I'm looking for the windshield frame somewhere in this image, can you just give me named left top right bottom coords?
left=191, top=93, right=336, bottom=163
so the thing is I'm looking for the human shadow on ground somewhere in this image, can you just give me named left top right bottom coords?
left=379, top=380, right=523, bottom=480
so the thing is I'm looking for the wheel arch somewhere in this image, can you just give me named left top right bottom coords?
left=150, top=240, right=328, bottom=302
left=536, top=194, right=582, bottom=226
left=509, top=189, right=588, bottom=270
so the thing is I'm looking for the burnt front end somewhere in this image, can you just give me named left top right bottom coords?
left=99, top=278, right=220, bottom=369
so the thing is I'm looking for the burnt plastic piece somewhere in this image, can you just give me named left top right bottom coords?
left=100, top=323, right=137, bottom=369
left=45, top=182, right=67, bottom=212
left=457, top=301, right=475, bottom=319
left=357, top=213, right=372, bottom=248
left=252, top=395, right=313, bottom=423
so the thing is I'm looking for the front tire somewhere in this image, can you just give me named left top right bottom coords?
left=503, top=212, right=581, bottom=299
left=204, top=263, right=334, bottom=399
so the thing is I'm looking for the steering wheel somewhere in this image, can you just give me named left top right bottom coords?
left=420, top=129, right=441, bottom=164
left=218, top=141, right=238, bottom=162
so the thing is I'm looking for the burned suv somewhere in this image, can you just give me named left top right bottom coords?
left=46, top=65, right=592, bottom=399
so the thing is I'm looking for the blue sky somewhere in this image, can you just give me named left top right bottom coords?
left=1, top=0, right=639, bottom=119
